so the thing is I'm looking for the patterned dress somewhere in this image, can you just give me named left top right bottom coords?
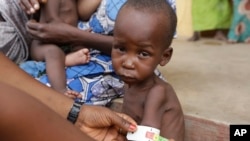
left=228, top=0, right=250, bottom=43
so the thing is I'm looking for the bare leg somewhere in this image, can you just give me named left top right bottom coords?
left=42, top=45, right=82, bottom=98
left=0, top=82, right=94, bottom=141
left=30, top=42, right=80, bottom=97
left=213, top=30, right=228, bottom=41
left=37, top=44, right=69, bottom=94
left=65, top=48, right=90, bottom=67
left=188, top=31, right=200, bottom=41
left=44, top=46, right=82, bottom=99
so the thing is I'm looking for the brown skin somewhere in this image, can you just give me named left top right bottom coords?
left=77, top=0, right=101, bottom=21
left=19, top=0, right=47, bottom=14
left=112, top=6, right=184, bottom=141
left=0, top=52, right=137, bottom=141
left=65, top=48, right=90, bottom=66
left=19, top=0, right=183, bottom=140
left=25, top=20, right=113, bottom=55
left=188, top=31, right=200, bottom=41
left=188, top=30, right=228, bottom=42
left=30, top=0, right=83, bottom=96
left=0, top=82, right=138, bottom=141
left=0, top=82, right=95, bottom=141
left=20, top=0, right=113, bottom=55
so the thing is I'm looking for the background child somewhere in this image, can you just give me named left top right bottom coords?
left=111, top=0, right=184, bottom=140
left=30, top=0, right=90, bottom=98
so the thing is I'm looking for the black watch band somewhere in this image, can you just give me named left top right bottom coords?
left=67, top=102, right=82, bottom=124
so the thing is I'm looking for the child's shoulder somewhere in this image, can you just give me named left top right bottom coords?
left=152, top=76, right=175, bottom=93
left=147, top=77, right=176, bottom=100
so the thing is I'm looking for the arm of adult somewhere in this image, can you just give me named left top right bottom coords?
left=0, top=52, right=137, bottom=140
left=26, top=20, right=113, bottom=54
left=0, top=82, right=96, bottom=141
left=19, top=0, right=113, bottom=55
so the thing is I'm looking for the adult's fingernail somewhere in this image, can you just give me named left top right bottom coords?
left=34, top=4, right=40, bottom=10
left=129, top=124, right=137, bottom=130
left=30, top=8, right=35, bottom=13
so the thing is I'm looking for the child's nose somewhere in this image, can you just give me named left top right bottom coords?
left=122, top=58, right=135, bottom=69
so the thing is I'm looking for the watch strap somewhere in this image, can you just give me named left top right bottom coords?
left=67, top=102, right=82, bottom=124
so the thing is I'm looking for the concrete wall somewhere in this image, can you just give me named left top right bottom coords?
left=176, top=0, right=193, bottom=38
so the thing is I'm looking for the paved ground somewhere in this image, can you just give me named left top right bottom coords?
left=158, top=37, right=250, bottom=124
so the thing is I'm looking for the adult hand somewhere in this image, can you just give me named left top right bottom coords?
left=26, top=20, right=79, bottom=44
left=75, top=105, right=137, bottom=141
left=19, top=0, right=47, bottom=14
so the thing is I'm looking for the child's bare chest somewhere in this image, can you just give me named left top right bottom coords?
left=122, top=89, right=148, bottom=124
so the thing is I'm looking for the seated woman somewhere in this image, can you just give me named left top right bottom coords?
left=18, top=0, right=176, bottom=106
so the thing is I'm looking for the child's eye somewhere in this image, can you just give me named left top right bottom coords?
left=113, top=45, right=126, bottom=53
left=118, top=47, right=126, bottom=53
left=139, top=51, right=150, bottom=57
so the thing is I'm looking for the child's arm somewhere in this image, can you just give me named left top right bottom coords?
left=77, top=0, right=101, bottom=21
left=141, top=85, right=166, bottom=129
left=141, top=84, right=184, bottom=141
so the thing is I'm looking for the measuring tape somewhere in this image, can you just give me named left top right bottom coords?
left=126, top=125, right=169, bottom=141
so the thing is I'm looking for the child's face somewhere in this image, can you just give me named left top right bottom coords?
left=112, top=6, right=172, bottom=84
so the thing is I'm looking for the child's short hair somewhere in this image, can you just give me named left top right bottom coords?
left=123, top=0, right=177, bottom=48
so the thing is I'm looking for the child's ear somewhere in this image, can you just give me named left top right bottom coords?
left=159, top=47, right=173, bottom=66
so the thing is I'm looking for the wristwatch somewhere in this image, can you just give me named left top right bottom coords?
left=67, top=102, right=82, bottom=124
